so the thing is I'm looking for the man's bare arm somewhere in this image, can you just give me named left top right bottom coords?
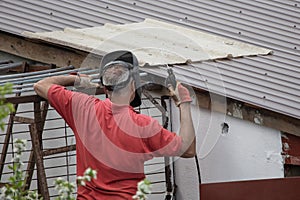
left=178, top=102, right=196, bottom=158
left=168, top=82, right=196, bottom=158
left=33, top=75, right=77, bottom=100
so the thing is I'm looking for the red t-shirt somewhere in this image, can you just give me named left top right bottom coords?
left=48, top=85, right=182, bottom=199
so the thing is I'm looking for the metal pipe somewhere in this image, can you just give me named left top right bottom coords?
left=0, top=65, right=74, bottom=80
left=0, top=60, right=13, bottom=65
left=0, top=62, right=23, bottom=71
left=1, top=68, right=99, bottom=85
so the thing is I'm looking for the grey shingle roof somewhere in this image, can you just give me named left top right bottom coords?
left=0, top=0, right=299, bottom=119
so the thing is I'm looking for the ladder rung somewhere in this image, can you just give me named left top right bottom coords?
left=43, top=145, right=76, bottom=157
left=13, top=116, right=34, bottom=124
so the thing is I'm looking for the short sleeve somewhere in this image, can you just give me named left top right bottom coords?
left=144, top=120, right=182, bottom=157
left=47, top=85, right=75, bottom=127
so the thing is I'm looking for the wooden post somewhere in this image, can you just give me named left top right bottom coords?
left=24, top=101, right=49, bottom=190
left=29, top=101, right=49, bottom=199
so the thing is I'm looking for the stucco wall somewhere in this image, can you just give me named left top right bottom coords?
left=172, top=104, right=284, bottom=200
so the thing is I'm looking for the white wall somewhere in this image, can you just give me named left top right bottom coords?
left=172, top=105, right=284, bottom=200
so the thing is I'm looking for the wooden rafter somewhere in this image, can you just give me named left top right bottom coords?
left=0, top=31, right=98, bottom=68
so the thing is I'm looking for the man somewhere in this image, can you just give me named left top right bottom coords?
left=34, top=50, right=195, bottom=199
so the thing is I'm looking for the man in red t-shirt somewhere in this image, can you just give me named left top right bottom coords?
left=34, top=50, right=195, bottom=199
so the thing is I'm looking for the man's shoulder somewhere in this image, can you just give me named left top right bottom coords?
left=47, top=84, right=72, bottom=103
left=48, top=84, right=72, bottom=96
left=131, top=111, right=161, bottom=128
left=49, top=84, right=101, bottom=105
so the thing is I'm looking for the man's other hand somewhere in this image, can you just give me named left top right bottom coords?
left=168, top=82, right=192, bottom=106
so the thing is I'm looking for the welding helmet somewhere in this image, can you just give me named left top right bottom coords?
left=99, top=50, right=142, bottom=107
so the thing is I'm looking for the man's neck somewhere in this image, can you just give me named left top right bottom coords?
left=110, top=95, right=131, bottom=105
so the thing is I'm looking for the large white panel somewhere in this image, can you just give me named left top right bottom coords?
left=173, top=105, right=283, bottom=199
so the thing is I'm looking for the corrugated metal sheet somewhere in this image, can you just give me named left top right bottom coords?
left=143, top=57, right=300, bottom=120
left=0, top=0, right=299, bottom=119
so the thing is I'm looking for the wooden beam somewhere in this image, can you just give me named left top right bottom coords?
left=5, top=94, right=44, bottom=104
left=0, top=31, right=101, bottom=68
left=13, top=116, right=35, bottom=124
left=42, top=145, right=76, bottom=157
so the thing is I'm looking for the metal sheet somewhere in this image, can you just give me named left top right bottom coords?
left=282, top=133, right=300, bottom=166
left=23, top=19, right=272, bottom=66
left=200, top=177, right=300, bottom=200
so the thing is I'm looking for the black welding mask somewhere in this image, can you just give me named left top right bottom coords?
left=99, top=50, right=142, bottom=107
